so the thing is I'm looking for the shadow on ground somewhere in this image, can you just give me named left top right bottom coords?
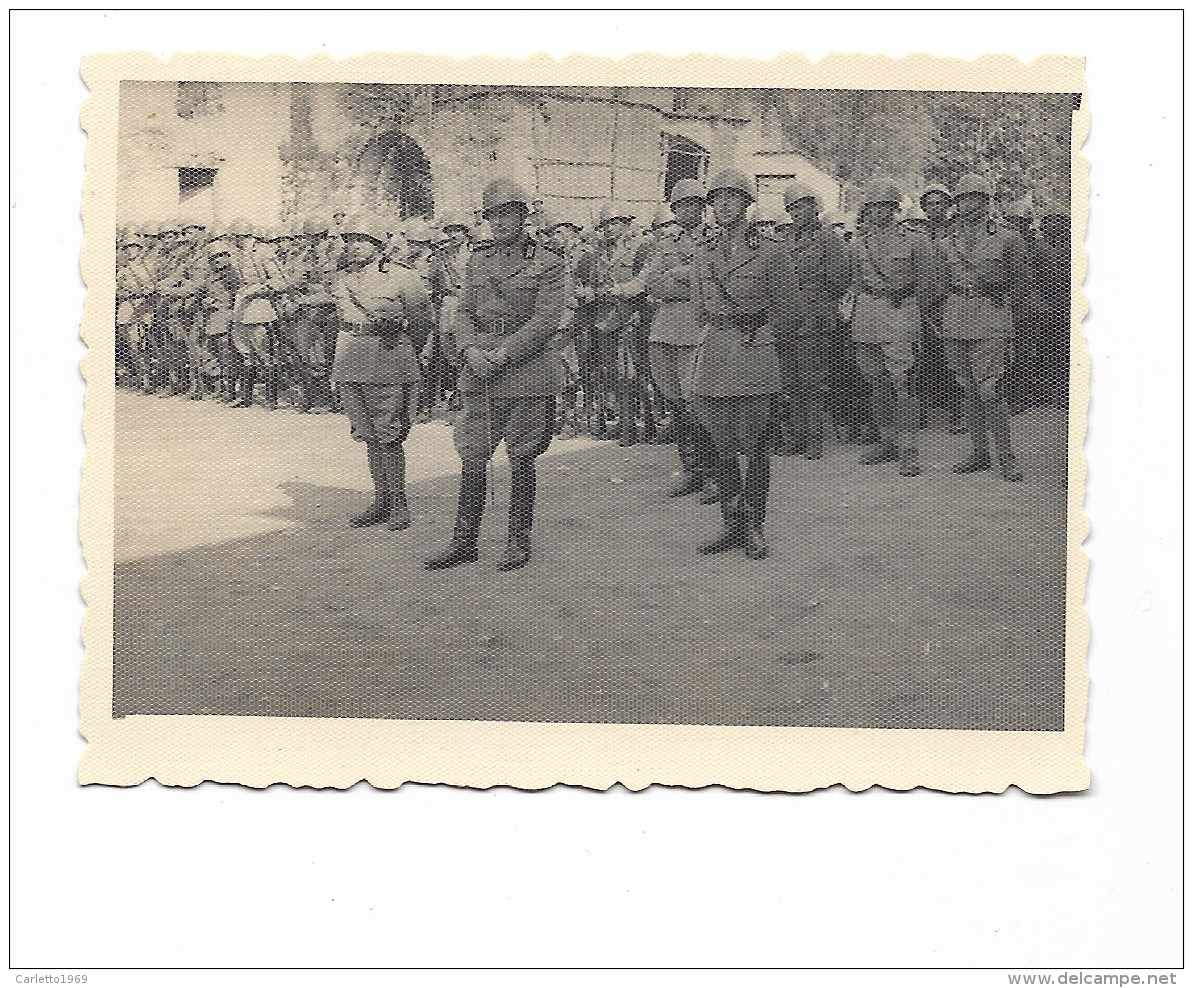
left=113, top=407, right=1068, bottom=730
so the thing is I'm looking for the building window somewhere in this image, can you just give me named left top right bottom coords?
left=663, top=134, right=710, bottom=198
left=178, top=167, right=217, bottom=203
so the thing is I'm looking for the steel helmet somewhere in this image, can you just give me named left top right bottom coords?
left=706, top=168, right=757, bottom=203
left=342, top=215, right=389, bottom=246
left=954, top=173, right=993, bottom=200
left=597, top=202, right=635, bottom=228
left=782, top=182, right=822, bottom=212
left=668, top=178, right=706, bottom=205
left=920, top=183, right=953, bottom=206
left=651, top=203, right=676, bottom=229
left=302, top=215, right=330, bottom=237
left=403, top=217, right=434, bottom=244
left=902, top=203, right=929, bottom=225
left=823, top=210, right=846, bottom=228
left=227, top=217, right=254, bottom=237
left=747, top=202, right=783, bottom=227
left=472, top=220, right=494, bottom=246
left=481, top=177, right=531, bottom=217
left=861, top=177, right=903, bottom=209
left=440, top=210, right=471, bottom=233
left=1005, top=196, right=1035, bottom=221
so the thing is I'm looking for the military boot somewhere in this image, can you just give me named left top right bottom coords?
left=998, top=452, right=1024, bottom=483
left=497, top=459, right=536, bottom=572
left=380, top=443, right=411, bottom=530
left=232, top=370, right=256, bottom=408
left=698, top=458, right=744, bottom=555
left=804, top=394, right=826, bottom=460
left=618, top=381, right=638, bottom=447
left=349, top=443, right=390, bottom=528
left=742, top=452, right=770, bottom=560
left=983, top=398, right=1024, bottom=482
left=898, top=445, right=921, bottom=477
left=424, top=469, right=487, bottom=569
left=263, top=367, right=280, bottom=411
left=953, top=448, right=992, bottom=474
left=859, top=441, right=898, bottom=465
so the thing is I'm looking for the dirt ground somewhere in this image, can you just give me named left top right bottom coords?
left=112, top=391, right=1069, bottom=730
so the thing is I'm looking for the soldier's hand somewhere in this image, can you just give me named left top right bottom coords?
left=463, top=345, right=496, bottom=378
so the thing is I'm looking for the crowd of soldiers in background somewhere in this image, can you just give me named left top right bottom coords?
left=114, top=180, right=1071, bottom=455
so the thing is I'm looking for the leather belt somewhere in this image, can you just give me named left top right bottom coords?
left=478, top=316, right=526, bottom=336
left=710, top=311, right=767, bottom=331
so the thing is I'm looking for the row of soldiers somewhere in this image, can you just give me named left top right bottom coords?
left=114, top=167, right=1071, bottom=567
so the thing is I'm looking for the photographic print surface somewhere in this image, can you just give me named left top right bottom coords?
left=81, top=52, right=1089, bottom=791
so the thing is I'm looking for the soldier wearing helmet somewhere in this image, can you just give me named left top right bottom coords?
left=424, top=176, right=567, bottom=573
left=402, top=217, right=451, bottom=421
left=199, top=236, right=246, bottom=404
left=228, top=218, right=288, bottom=409
left=1035, top=199, right=1071, bottom=408
left=116, top=225, right=160, bottom=393
left=915, top=183, right=967, bottom=436
left=642, top=178, right=719, bottom=501
left=688, top=167, right=799, bottom=561
left=573, top=200, right=654, bottom=445
left=279, top=214, right=338, bottom=413
left=848, top=176, right=941, bottom=477
left=775, top=181, right=852, bottom=461
left=328, top=214, right=435, bottom=531
left=934, top=172, right=1033, bottom=481
left=429, top=211, right=474, bottom=417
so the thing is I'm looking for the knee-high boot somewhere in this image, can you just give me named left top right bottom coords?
left=349, top=442, right=389, bottom=527
left=954, top=393, right=993, bottom=473
left=698, top=456, right=744, bottom=555
left=424, top=469, right=487, bottom=569
left=742, top=450, right=771, bottom=560
left=380, top=443, right=411, bottom=530
left=232, top=369, right=256, bottom=408
left=668, top=407, right=702, bottom=498
left=984, top=397, right=1023, bottom=482
left=497, top=458, right=536, bottom=571
left=895, top=392, right=921, bottom=477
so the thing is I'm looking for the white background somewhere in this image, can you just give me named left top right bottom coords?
left=7, top=9, right=1185, bottom=986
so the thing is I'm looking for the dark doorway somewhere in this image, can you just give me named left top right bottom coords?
left=663, top=134, right=709, bottom=199
left=357, top=131, right=434, bottom=220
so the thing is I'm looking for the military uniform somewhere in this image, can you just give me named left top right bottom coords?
left=232, top=237, right=287, bottom=408
left=115, top=242, right=159, bottom=393
left=330, top=225, right=435, bottom=529
left=778, top=216, right=852, bottom=457
left=849, top=192, right=939, bottom=475
left=936, top=185, right=1032, bottom=480
left=284, top=235, right=338, bottom=411
left=645, top=217, right=718, bottom=495
left=690, top=169, right=799, bottom=560
left=200, top=239, right=245, bottom=402
left=425, top=178, right=567, bottom=572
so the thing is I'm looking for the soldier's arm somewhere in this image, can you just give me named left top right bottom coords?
left=912, top=235, right=942, bottom=313
left=497, top=253, right=567, bottom=367
left=824, top=229, right=852, bottom=301
left=1004, top=231, right=1033, bottom=324
left=453, top=254, right=482, bottom=361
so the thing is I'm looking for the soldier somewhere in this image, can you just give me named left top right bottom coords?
left=1035, top=202, right=1071, bottom=409
left=230, top=221, right=287, bottom=409
left=199, top=232, right=244, bottom=403
left=156, top=220, right=212, bottom=400
left=644, top=178, right=719, bottom=501
left=430, top=211, right=473, bottom=418
left=936, top=173, right=1033, bottom=482
left=849, top=177, right=940, bottom=477
left=282, top=215, right=339, bottom=412
left=689, top=168, right=798, bottom=561
left=777, top=182, right=853, bottom=461
left=329, top=215, right=435, bottom=529
left=424, top=178, right=567, bottom=572
left=1002, top=196, right=1046, bottom=413
left=115, top=227, right=159, bottom=394
left=917, top=183, right=967, bottom=435
left=542, top=213, right=590, bottom=437
left=574, top=202, right=655, bottom=445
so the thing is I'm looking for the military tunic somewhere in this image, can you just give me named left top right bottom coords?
left=330, top=260, right=433, bottom=446
left=452, top=232, right=567, bottom=468
left=689, top=224, right=797, bottom=455
left=645, top=222, right=711, bottom=403
left=936, top=217, right=1031, bottom=391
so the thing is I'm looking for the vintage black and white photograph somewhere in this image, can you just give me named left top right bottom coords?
left=79, top=53, right=1088, bottom=791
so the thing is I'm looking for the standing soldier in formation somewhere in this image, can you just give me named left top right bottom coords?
left=917, top=183, right=968, bottom=435
left=115, top=227, right=159, bottom=393
left=644, top=178, right=719, bottom=501
left=936, top=173, right=1032, bottom=482
left=849, top=177, right=939, bottom=478
left=1035, top=201, right=1071, bottom=409
left=281, top=215, right=338, bottom=412
left=431, top=211, right=473, bottom=416
left=230, top=221, right=287, bottom=409
left=329, top=216, right=435, bottom=529
left=689, top=169, right=798, bottom=561
left=424, top=178, right=567, bottom=572
left=776, top=182, right=852, bottom=461
left=199, top=233, right=244, bottom=403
